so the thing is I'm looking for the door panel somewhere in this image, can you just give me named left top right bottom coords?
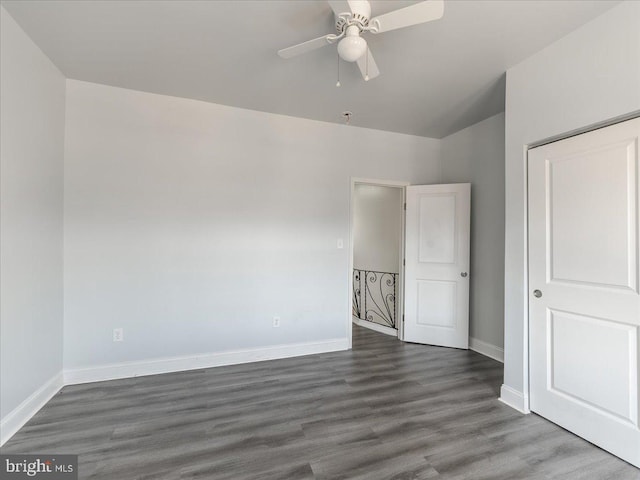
left=418, top=194, right=457, bottom=264
left=417, top=280, right=457, bottom=327
left=547, top=139, right=637, bottom=290
left=549, top=309, right=637, bottom=423
left=528, top=117, right=640, bottom=467
left=404, top=184, right=470, bottom=349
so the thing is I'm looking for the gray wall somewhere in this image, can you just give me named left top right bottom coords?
left=441, top=113, right=506, bottom=350
left=0, top=7, right=65, bottom=419
left=353, top=185, right=403, bottom=274
left=63, top=80, right=442, bottom=370
left=503, top=0, right=640, bottom=403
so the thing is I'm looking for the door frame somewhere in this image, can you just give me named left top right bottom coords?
left=348, top=177, right=410, bottom=348
left=519, top=112, right=640, bottom=414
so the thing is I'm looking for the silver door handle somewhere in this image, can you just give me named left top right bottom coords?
left=461, top=272, right=468, bottom=278
left=533, top=289, right=542, bottom=298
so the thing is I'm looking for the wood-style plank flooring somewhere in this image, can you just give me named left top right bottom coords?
left=2, top=325, right=639, bottom=479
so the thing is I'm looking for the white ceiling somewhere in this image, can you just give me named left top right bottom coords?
left=2, top=0, right=620, bottom=138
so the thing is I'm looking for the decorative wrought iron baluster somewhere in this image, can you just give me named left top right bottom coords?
left=356, top=269, right=397, bottom=329
left=352, top=269, right=362, bottom=318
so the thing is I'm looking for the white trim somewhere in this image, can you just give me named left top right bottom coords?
left=469, top=337, right=504, bottom=363
left=522, top=143, right=532, bottom=413
left=527, top=111, right=640, bottom=149
left=350, top=177, right=411, bottom=188
left=352, top=316, right=398, bottom=337
left=1, top=372, right=64, bottom=446
left=398, top=186, right=407, bottom=341
left=64, top=338, right=348, bottom=385
left=499, top=384, right=530, bottom=414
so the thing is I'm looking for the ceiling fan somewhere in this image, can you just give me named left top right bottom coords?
left=277, top=0, right=444, bottom=82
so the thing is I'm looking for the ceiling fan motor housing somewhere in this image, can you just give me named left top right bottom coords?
left=335, top=0, right=371, bottom=34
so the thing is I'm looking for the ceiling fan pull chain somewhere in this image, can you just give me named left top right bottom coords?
left=336, top=51, right=341, bottom=87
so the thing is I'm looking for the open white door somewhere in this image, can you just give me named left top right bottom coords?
left=403, top=184, right=470, bottom=348
left=528, top=117, right=640, bottom=467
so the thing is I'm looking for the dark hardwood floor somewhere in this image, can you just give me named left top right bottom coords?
left=2, top=325, right=639, bottom=479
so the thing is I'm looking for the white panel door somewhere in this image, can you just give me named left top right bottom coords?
left=528, top=117, right=640, bottom=467
left=404, top=184, right=470, bottom=348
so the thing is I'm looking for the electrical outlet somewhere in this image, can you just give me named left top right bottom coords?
left=337, top=238, right=344, bottom=249
left=272, top=316, right=280, bottom=328
left=113, top=328, right=124, bottom=342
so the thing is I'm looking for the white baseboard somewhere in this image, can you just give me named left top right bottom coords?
left=1, top=372, right=64, bottom=446
left=64, top=338, right=349, bottom=385
left=499, top=384, right=530, bottom=414
left=469, top=337, right=504, bottom=363
left=2, top=339, right=349, bottom=445
left=352, top=316, right=398, bottom=337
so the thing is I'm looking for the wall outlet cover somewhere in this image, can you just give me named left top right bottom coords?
left=113, top=328, right=124, bottom=342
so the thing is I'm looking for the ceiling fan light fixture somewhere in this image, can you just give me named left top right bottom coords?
left=278, top=0, right=445, bottom=81
left=337, top=35, right=367, bottom=62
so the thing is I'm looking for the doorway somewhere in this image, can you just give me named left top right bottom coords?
left=350, top=179, right=406, bottom=339
left=348, top=179, right=472, bottom=349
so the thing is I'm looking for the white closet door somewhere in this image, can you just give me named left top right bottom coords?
left=528, top=117, right=640, bottom=467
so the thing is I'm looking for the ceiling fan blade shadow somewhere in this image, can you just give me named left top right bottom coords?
left=356, top=48, right=380, bottom=80
left=371, top=0, right=444, bottom=34
left=278, top=35, right=334, bottom=59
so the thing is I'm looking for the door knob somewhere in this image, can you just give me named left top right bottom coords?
left=461, top=272, right=468, bottom=278
left=533, top=289, right=542, bottom=298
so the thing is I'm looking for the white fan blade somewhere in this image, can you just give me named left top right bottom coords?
left=370, top=0, right=444, bottom=34
left=328, top=0, right=353, bottom=16
left=278, top=35, right=333, bottom=59
left=356, top=48, right=380, bottom=81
